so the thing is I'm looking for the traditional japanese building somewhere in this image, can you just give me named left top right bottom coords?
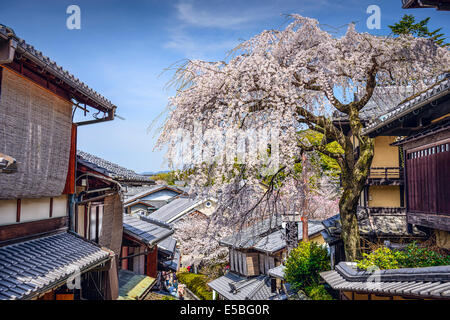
left=331, top=88, right=417, bottom=255
left=0, top=25, right=119, bottom=300
left=364, top=76, right=450, bottom=248
left=208, top=216, right=325, bottom=300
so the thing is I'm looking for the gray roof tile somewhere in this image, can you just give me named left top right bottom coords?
left=0, top=232, right=110, bottom=300
left=123, top=214, right=174, bottom=246
left=321, top=262, right=450, bottom=299
left=77, top=150, right=153, bottom=183
left=0, top=26, right=116, bottom=112
left=149, top=197, right=200, bottom=223
left=220, top=216, right=325, bottom=254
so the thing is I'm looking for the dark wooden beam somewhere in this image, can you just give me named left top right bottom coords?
left=16, top=199, right=21, bottom=223
left=407, top=211, right=450, bottom=232
left=49, top=197, right=53, bottom=218
left=0, top=216, right=68, bottom=243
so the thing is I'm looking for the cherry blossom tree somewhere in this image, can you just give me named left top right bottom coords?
left=173, top=213, right=234, bottom=265
left=156, top=15, right=450, bottom=260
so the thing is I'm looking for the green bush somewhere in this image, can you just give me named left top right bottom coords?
left=357, top=243, right=450, bottom=270
left=177, top=272, right=213, bottom=300
left=397, top=242, right=450, bottom=268
left=356, top=247, right=401, bottom=270
left=304, top=284, right=334, bottom=300
left=284, top=242, right=330, bottom=291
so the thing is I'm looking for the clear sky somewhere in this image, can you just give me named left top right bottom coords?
left=1, top=0, right=448, bottom=173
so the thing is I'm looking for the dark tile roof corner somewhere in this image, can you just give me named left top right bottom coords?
left=122, top=214, right=174, bottom=246
left=0, top=232, right=110, bottom=300
left=363, top=78, right=450, bottom=135
left=77, top=150, right=152, bottom=183
left=0, top=26, right=117, bottom=112
left=321, top=262, right=450, bottom=299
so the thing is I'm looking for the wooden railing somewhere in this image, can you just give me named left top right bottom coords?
left=368, top=167, right=403, bottom=180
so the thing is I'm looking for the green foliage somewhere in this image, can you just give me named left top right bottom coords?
left=176, top=272, right=213, bottom=300
left=357, top=243, right=450, bottom=270
left=396, top=243, right=450, bottom=268
left=303, top=130, right=343, bottom=177
left=389, top=14, right=448, bottom=47
left=304, top=284, right=334, bottom=300
left=284, top=242, right=331, bottom=291
left=356, top=247, right=401, bottom=270
left=161, top=295, right=177, bottom=300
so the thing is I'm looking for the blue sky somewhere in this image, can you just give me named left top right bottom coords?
left=1, top=0, right=449, bottom=173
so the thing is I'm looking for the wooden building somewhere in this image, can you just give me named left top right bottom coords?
left=208, top=216, right=325, bottom=300
left=123, top=185, right=186, bottom=215
left=0, top=25, right=119, bottom=300
left=120, top=215, right=174, bottom=278
left=364, top=76, right=450, bottom=249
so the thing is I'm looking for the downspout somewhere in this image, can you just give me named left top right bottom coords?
left=68, top=124, right=78, bottom=232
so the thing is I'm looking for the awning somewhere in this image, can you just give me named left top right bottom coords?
left=118, top=269, right=156, bottom=300
left=0, top=232, right=111, bottom=300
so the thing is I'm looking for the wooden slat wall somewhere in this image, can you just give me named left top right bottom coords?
left=407, top=141, right=450, bottom=216
left=246, top=253, right=259, bottom=276
left=0, top=216, right=68, bottom=242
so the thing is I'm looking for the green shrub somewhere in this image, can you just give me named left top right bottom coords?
left=357, top=243, right=450, bottom=270
left=356, top=247, right=401, bottom=270
left=177, top=272, right=213, bottom=300
left=284, top=241, right=330, bottom=291
left=304, top=284, right=334, bottom=300
left=397, top=242, right=450, bottom=268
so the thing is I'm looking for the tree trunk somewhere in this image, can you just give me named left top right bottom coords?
left=338, top=137, right=374, bottom=261
left=339, top=191, right=361, bottom=261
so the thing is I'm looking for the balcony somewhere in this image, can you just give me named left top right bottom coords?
left=367, top=167, right=404, bottom=185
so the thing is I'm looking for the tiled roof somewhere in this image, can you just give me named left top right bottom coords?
left=123, top=214, right=174, bottom=246
left=0, top=26, right=116, bottom=112
left=158, top=237, right=177, bottom=256
left=149, top=197, right=200, bottom=223
left=268, top=265, right=285, bottom=280
left=363, top=78, right=450, bottom=135
left=208, top=273, right=283, bottom=300
left=321, top=210, right=426, bottom=242
left=0, top=232, right=111, bottom=300
left=161, top=249, right=181, bottom=272
left=118, top=269, right=156, bottom=300
left=220, top=216, right=325, bottom=254
left=77, top=150, right=152, bottom=183
left=123, top=185, right=184, bottom=204
left=321, top=262, right=450, bottom=299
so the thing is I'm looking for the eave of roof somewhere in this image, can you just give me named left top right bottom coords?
left=321, top=262, right=450, bottom=299
left=363, top=78, right=450, bottom=136
left=0, top=232, right=111, bottom=300
left=122, top=214, right=174, bottom=247
left=0, top=26, right=117, bottom=113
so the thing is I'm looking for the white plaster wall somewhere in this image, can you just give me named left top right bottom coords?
left=0, top=200, right=17, bottom=226
left=53, top=195, right=68, bottom=217
left=21, top=198, right=51, bottom=222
